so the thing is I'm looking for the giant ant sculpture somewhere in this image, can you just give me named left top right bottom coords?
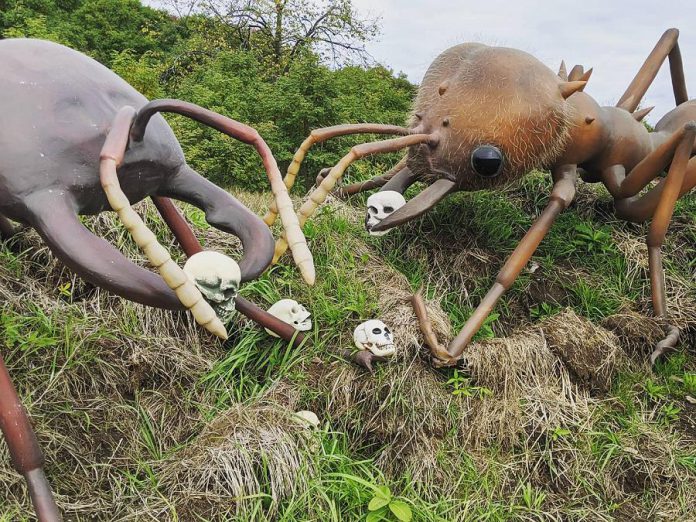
left=269, top=28, right=696, bottom=368
left=0, top=39, right=314, bottom=520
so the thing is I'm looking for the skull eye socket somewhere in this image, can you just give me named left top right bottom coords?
left=385, top=327, right=391, bottom=334
left=368, top=206, right=378, bottom=215
left=372, top=327, right=382, bottom=335
left=383, top=206, right=394, bottom=213
left=291, top=306, right=298, bottom=314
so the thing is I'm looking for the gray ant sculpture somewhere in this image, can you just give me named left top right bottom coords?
left=0, top=38, right=312, bottom=520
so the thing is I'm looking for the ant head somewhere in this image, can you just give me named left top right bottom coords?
left=407, top=44, right=577, bottom=190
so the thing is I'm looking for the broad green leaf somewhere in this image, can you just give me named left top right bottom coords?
left=366, top=508, right=387, bottom=522
left=375, top=485, right=391, bottom=500
left=389, top=500, right=413, bottom=521
left=368, top=495, right=390, bottom=511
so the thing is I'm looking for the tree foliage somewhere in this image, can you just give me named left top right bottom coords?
left=200, top=0, right=380, bottom=72
left=0, top=0, right=414, bottom=190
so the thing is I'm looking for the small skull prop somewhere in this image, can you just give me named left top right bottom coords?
left=265, top=299, right=312, bottom=337
left=183, top=251, right=240, bottom=323
left=354, top=319, right=395, bottom=357
left=293, top=410, right=320, bottom=429
left=365, top=191, right=406, bottom=236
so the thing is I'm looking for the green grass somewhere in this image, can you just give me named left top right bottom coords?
left=0, top=179, right=694, bottom=521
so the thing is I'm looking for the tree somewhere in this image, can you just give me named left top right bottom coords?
left=179, top=0, right=380, bottom=72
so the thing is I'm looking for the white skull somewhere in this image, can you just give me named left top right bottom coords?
left=265, top=299, right=312, bottom=337
left=183, top=251, right=240, bottom=323
left=365, top=191, right=406, bottom=236
left=353, top=319, right=395, bottom=357
left=293, top=410, right=320, bottom=429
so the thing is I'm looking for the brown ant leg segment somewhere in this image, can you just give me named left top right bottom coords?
left=334, top=171, right=394, bottom=196
left=340, top=349, right=388, bottom=373
left=320, top=156, right=404, bottom=195
left=338, top=161, right=419, bottom=198
left=620, top=124, right=696, bottom=362
left=613, top=158, right=696, bottom=224
left=329, top=156, right=409, bottom=197
left=617, top=28, right=688, bottom=112
left=263, top=124, right=410, bottom=226
left=435, top=166, right=578, bottom=367
left=0, top=355, right=62, bottom=521
left=410, top=286, right=450, bottom=361
left=150, top=196, right=307, bottom=347
left=612, top=125, right=689, bottom=199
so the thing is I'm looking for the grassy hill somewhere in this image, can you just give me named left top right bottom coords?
left=0, top=175, right=694, bottom=520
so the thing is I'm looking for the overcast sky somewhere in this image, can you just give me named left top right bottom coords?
left=350, top=0, right=696, bottom=122
left=146, top=0, right=696, bottom=122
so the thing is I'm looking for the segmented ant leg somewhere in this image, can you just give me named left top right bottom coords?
left=617, top=28, right=688, bottom=112
left=410, top=286, right=451, bottom=362
left=263, top=124, right=410, bottom=226
left=317, top=156, right=408, bottom=196
left=611, top=125, right=691, bottom=200
left=434, top=166, right=578, bottom=367
left=130, top=99, right=315, bottom=285
left=149, top=196, right=307, bottom=347
left=272, top=133, right=435, bottom=265
left=0, top=355, right=62, bottom=521
left=335, top=159, right=421, bottom=198
left=332, top=170, right=395, bottom=196
left=643, top=124, right=694, bottom=362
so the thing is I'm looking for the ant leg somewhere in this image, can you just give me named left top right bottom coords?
left=149, top=196, right=307, bottom=347
left=613, top=123, right=696, bottom=223
left=602, top=124, right=691, bottom=203
left=338, top=160, right=420, bottom=198
left=263, top=124, right=410, bottom=226
left=434, top=166, right=578, bottom=367
left=0, top=355, right=62, bottom=521
left=273, top=133, right=434, bottom=263
left=334, top=170, right=396, bottom=196
left=617, top=28, right=688, bottom=112
left=642, top=125, right=694, bottom=362
left=316, top=156, right=408, bottom=196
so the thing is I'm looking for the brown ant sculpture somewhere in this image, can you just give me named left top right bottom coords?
left=0, top=39, right=314, bottom=520
left=268, top=28, right=696, bottom=369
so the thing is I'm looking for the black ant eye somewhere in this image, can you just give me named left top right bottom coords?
left=471, top=145, right=503, bottom=177
left=372, top=328, right=382, bottom=335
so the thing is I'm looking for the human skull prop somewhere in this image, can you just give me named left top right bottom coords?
left=365, top=191, right=406, bottom=236
left=353, top=319, right=395, bottom=357
left=265, top=299, right=312, bottom=337
left=293, top=410, right=320, bottom=429
left=183, top=251, right=241, bottom=323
